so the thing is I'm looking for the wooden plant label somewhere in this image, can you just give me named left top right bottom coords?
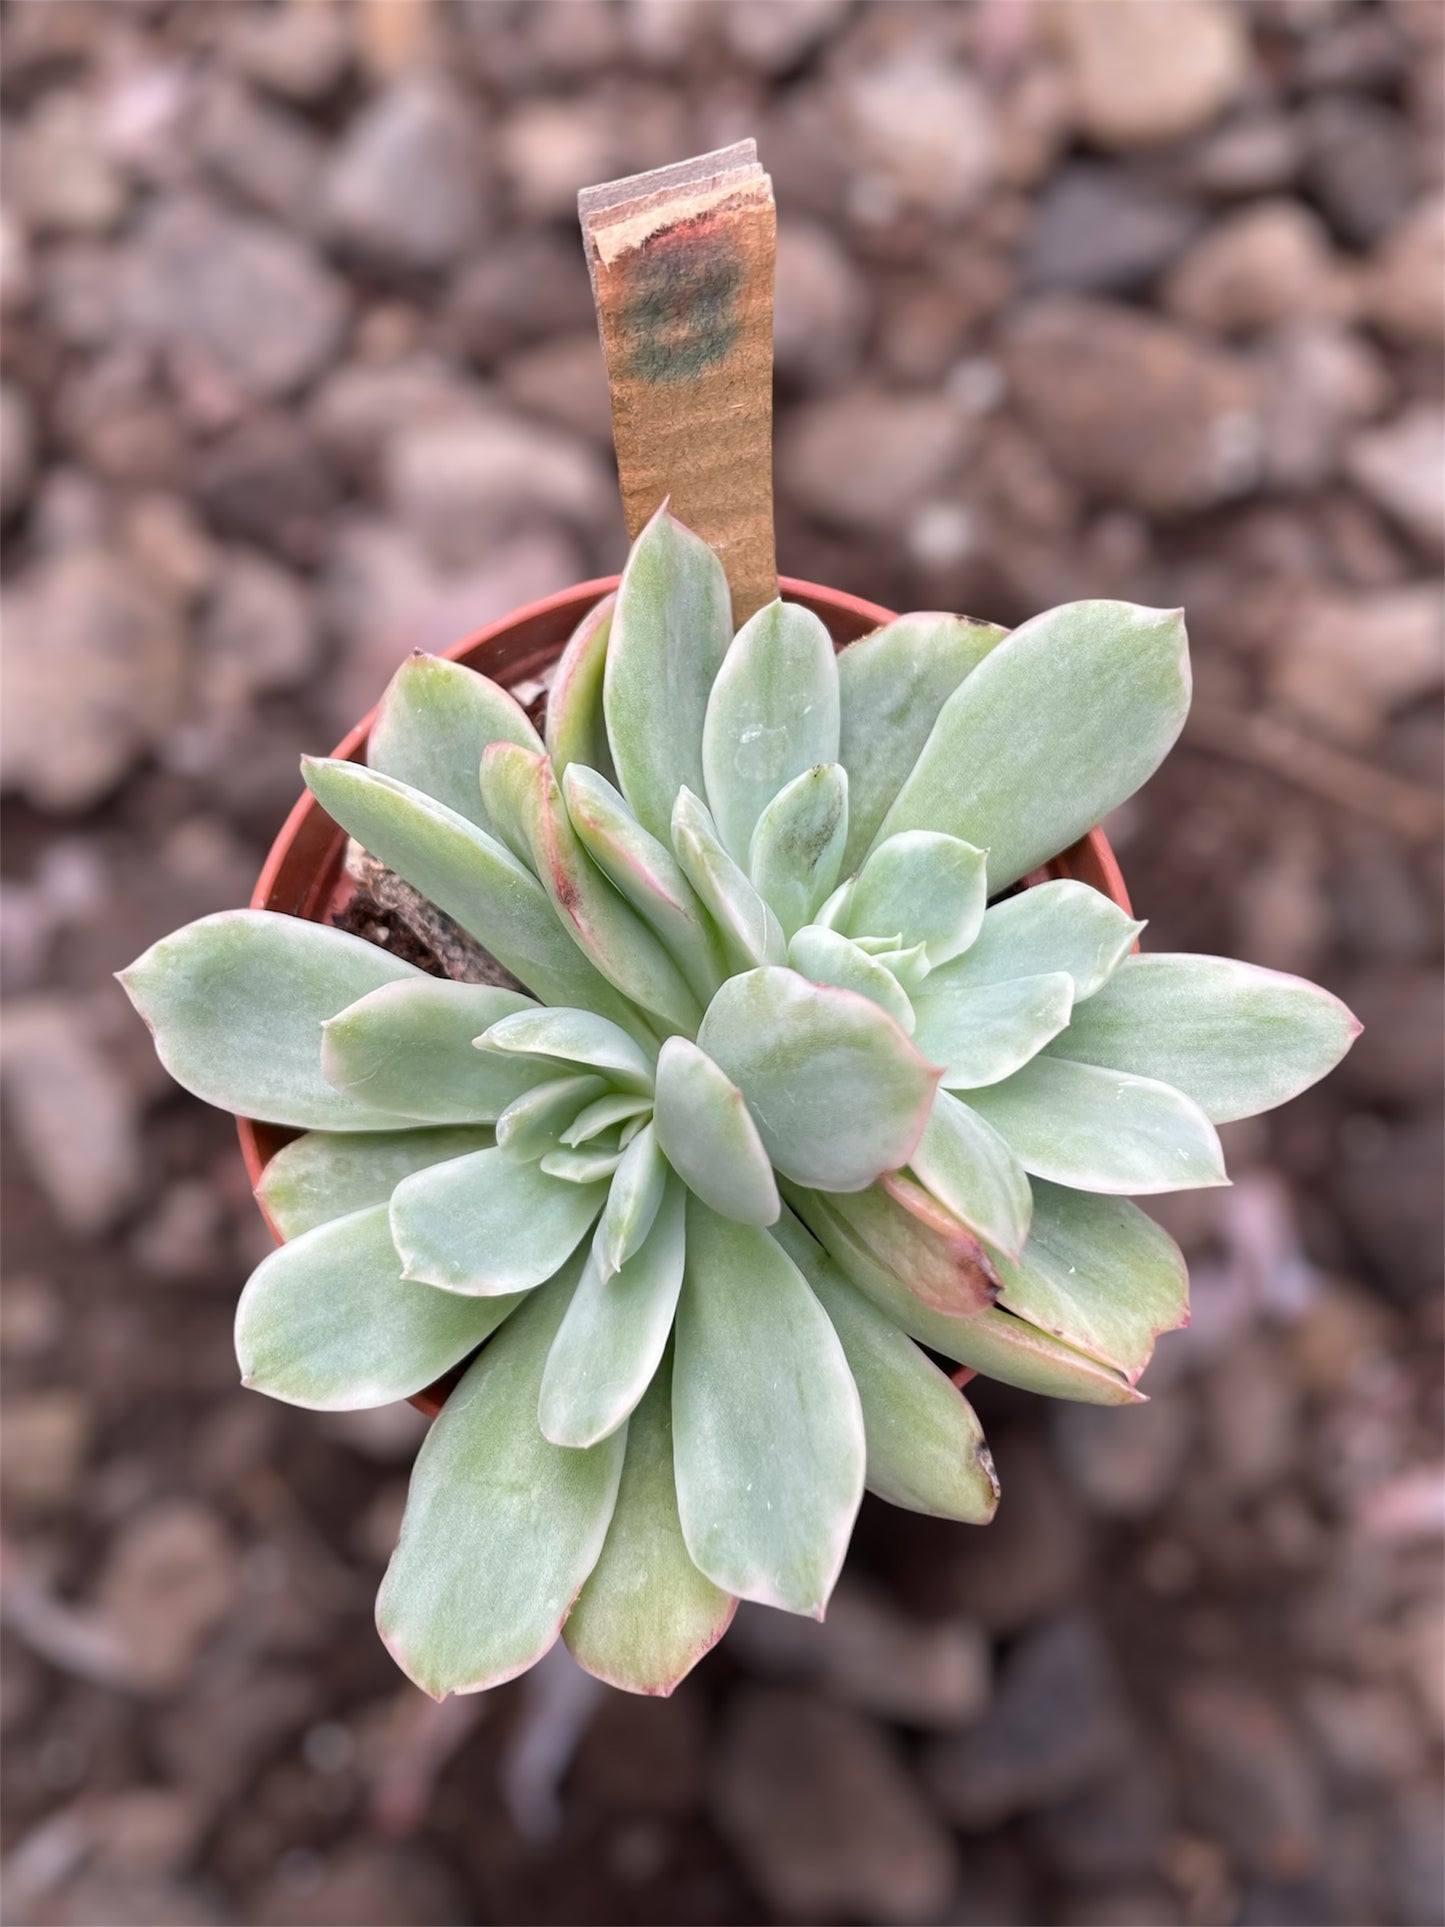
left=579, top=141, right=778, bottom=623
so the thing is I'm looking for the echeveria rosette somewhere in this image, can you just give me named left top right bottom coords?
left=120, top=505, right=1361, bottom=1701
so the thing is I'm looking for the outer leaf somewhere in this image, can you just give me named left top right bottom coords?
left=564, top=1357, right=735, bottom=1695
left=820, top=1176, right=999, bottom=1317
left=236, top=1204, right=517, bottom=1410
left=837, top=612, right=1008, bottom=873
left=118, top=910, right=427, bottom=1131
left=845, top=831, right=988, bottom=967
left=911, top=972, right=1076, bottom=1090
left=993, top=1181, right=1188, bottom=1383
left=478, top=1007, right=655, bottom=1093
left=1045, top=953, right=1361, bottom=1122
left=496, top=1074, right=607, bottom=1160
left=965, top=1056, right=1228, bottom=1194
left=673, top=1199, right=865, bottom=1615
left=596, top=1122, right=668, bottom=1279
left=672, top=787, right=786, bottom=970
left=563, top=764, right=726, bottom=1006
left=301, top=759, right=641, bottom=1029
left=747, top=763, right=849, bottom=939
left=538, top=1176, right=686, bottom=1447
left=321, top=980, right=539, bottom=1123
left=256, top=1126, right=495, bottom=1239
left=928, top=879, right=1142, bottom=1002
left=546, top=592, right=618, bottom=785
left=367, top=652, right=542, bottom=834
left=377, top=1265, right=626, bottom=1697
left=909, top=1089, right=1033, bottom=1259
left=877, top=601, right=1191, bottom=890
left=604, top=505, right=733, bottom=844
left=772, top=1211, right=998, bottom=1523
left=697, top=967, right=940, bottom=1192
left=484, top=745, right=703, bottom=1036
left=390, top=1145, right=607, bottom=1295
left=702, top=598, right=840, bottom=862
left=652, top=1037, right=780, bottom=1226
left=790, top=1189, right=1141, bottom=1407
left=787, top=926, right=916, bottom=1035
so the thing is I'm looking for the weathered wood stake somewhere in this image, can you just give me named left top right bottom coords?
left=579, top=141, right=778, bottom=623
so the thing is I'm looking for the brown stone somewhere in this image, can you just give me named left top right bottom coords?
left=1004, top=298, right=1264, bottom=513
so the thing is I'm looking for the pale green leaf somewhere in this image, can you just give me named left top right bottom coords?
left=927, top=879, right=1143, bottom=1002
left=546, top=591, right=618, bottom=786
left=236, top=1204, right=518, bottom=1410
left=837, top=612, right=1008, bottom=874
left=772, top=1211, right=998, bottom=1523
left=604, top=506, right=732, bottom=844
left=789, top=1188, right=1141, bottom=1407
left=702, top=598, right=840, bottom=862
left=911, top=972, right=1076, bottom=1089
left=367, top=652, right=542, bottom=834
left=652, top=1037, right=780, bottom=1226
left=965, top=1055, right=1228, bottom=1193
left=845, top=831, right=987, bottom=967
left=540, top=1145, right=625, bottom=1183
left=564, top=1356, right=735, bottom=1695
left=909, top=1089, right=1033, bottom=1259
left=877, top=601, right=1191, bottom=889
left=671, top=787, right=786, bottom=970
left=476, top=738, right=543, bottom=870
left=301, top=759, right=641, bottom=1028
left=563, top=763, right=726, bottom=1007
left=866, top=940, right=931, bottom=995
left=819, top=1174, right=998, bottom=1317
left=376, top=1264, right=626, bottom=1697
left=390, top=1145, right=607, bottom=1294
left=119, top=910, right=427, bottom=1131
left=562, top=1093, right=653, bottom=1147
left=993, top=1181, right=1188, bottom=1383
left=814, top=877, right=855, bottom=931
left=478, top=1007, right=656, bottom=1093
left=786, top=926, right=916, bottom=1034
left=256, top=1126, right=496, bottom=1239
left=747, top=763, right=849, bottom=939
left=482, top=746, right=703, bottom=1037
left=495, top=1075, right=607, bottom=1160
left=321, top=980, right=539, bottom=1123
left=1046, top=953, right=1361, bottom=1122
left=596, top=1122, right=668, bottom=1280
left=673, top=1199, right=865, bottom=1615
left=697, top=967, right=939, bottom=1191
left=539, top=1175, right=686, bottom=1446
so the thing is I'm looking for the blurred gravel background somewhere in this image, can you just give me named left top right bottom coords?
left=1, top=3, right=1441, bottom=1924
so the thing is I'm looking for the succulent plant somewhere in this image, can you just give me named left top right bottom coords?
left=121, top=507, right=1358, bottom=1699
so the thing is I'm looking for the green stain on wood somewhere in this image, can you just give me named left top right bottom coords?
left=619, top=221, right=743, bottom=386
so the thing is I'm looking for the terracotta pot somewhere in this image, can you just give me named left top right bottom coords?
left=239, top=575, right=1132, bottom=1413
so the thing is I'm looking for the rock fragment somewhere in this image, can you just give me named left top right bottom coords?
left=715, top=1688, right=958, bottom=1923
